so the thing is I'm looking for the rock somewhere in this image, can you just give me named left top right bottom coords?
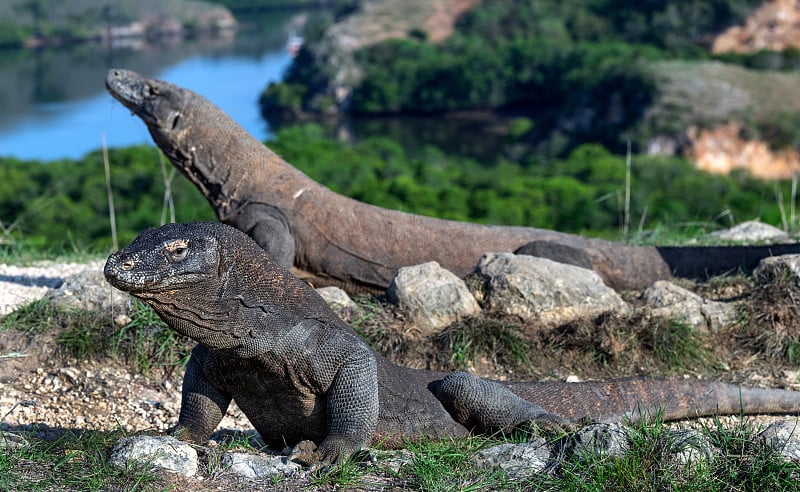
left=753, top=254, right=800, bottom=285
left=643, top=280, right=738, bottom=332
left=566, top=423, right=631, bottom=458
left=219, top=452, right=303, bottom=479
left=47, top=262, right=130, bottom=315
left=370, top=449, right=415, bottom=474
left=473, top=253, right=627, bottom=324
left=0, top=431, right=29, bottom=450
left=108, top=435, right=198, bottom=477
left=758, top=419, right=800, bottom=462
left=316, top=286, right=358, bottom=321
left=472, top=437, right=551, bottom=479
left=660, top=429, right=718, bottom=466
left=709, top=220, right=788, bottom=242
left=387, top=261, right=481, bottom=336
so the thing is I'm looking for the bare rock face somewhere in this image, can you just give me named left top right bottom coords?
left=687, top=123, right=800, bottom=180
left=387, top=261, right=481, bottom=335
left=712, top=0, right=800, bottom=54
left=109, top=436, right=197, bottom=477
left=643, top=280, right=738, bottom=333
left=472, top=253, right=627, bottom=325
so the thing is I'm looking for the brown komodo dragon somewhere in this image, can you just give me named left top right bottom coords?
left=104, top=222, right=800, bottom=467
left=105, top=68, right=800, bottom=293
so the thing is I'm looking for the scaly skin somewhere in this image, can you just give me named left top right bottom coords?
left=104, top=68, right=675, bottom=292
left=104, top=222, right=800, bottom=467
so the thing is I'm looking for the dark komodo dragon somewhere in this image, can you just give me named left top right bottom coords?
left=106, top=68, right=800, bottom=293
left=104, top=222, right=800, bottom=467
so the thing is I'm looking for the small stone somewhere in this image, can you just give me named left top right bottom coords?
left=472, top=438, right=551, bottom=479
left=387, top=261, right=481, bottom=336
left=220, top=452, right=303, bottom=479
left=567, top=423, right=631, bottom=458
left=316, top=286, right=358, bottom=321
left=109, top=435, right=198, bottom=476
left=759, top=419, right=800, bottom=461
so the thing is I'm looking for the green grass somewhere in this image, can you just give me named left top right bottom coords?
left=1, top=418, right=798, bottom=490
left=0, top=297, right=191, bottom=375
left=0, top=428, right=165, bottom=491
left=438, top=316, right=533, bottom=373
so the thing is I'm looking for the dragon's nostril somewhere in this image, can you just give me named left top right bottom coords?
left=121, top=260, right=134, bottom=271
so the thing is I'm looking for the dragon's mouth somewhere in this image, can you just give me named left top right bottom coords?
left=105, top=69, right=159, bottom=125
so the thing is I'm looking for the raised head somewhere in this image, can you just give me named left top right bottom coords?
left=106, top=222, right=272, bottom=349
left=103, top=221, right=223, bottom=297
left=105, top=68, right=189, bottom=131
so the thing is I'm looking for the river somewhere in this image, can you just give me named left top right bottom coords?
left=0, top=9, right=308, bottom=161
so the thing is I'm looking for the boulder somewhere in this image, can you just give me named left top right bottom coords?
left=642, top=280, right=738, bottom=332
left=316, top=286, right=358, bottom=321
left=753, top=254, right=800, bottom=285
left=709, top=220, right=788, bottom=242
left=387, top=261, right=481, bottom=336
left=108, top=436, right=197, bottom=477
left=473, top=253, right=627, bottom=324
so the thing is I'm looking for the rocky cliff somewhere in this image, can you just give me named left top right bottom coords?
left=294, top=0, right=478, bottom=111
left=685, top=0, right=800, bottom=178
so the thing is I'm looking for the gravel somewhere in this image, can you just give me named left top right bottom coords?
left=0, top=260, right=253, bottom=440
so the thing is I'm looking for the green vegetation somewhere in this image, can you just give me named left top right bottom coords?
left=0, top=145, right=214, bottom=252
left=270, top=124, right=789, bottom=238
left=264, top=0, right=780, bottom=155
left=0, top=297, right=192, bottom=375
left=0, top=429, right=165, bottom=491
left=1, top=417, right=796, bottom=490
left=0, top=126, right=795, bottom=253
left=0, top=0, right=234, bottom=48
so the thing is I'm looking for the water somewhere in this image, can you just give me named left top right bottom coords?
left=0, top=10, right=303, bottom=161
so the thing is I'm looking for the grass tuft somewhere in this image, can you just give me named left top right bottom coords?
left=738, top=273, right=800, bottom=365
left=436, top=316, right=532, bottom=373
left=0, top=428, right=165, bottom=491
left=0, top=298, right=191, bottom=375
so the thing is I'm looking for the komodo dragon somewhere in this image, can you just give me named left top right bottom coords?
left=107, top=68, right=800, bottom=293
left=104, top=222, right=800, bottom=467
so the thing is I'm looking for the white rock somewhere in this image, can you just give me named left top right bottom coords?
left=709, top=220, right=788, bottom=242
left=220, top=452, right=303, bottom=479
left=387, top=261, right=480, bottom=335
left=474, top=253, right=627, bottom=324
left=109, top=436, right=198, bottom=476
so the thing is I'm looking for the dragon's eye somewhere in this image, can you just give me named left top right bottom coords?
left=165, top=240, right=189, bottom=262
left=170, top=246, right=188, bottom=262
